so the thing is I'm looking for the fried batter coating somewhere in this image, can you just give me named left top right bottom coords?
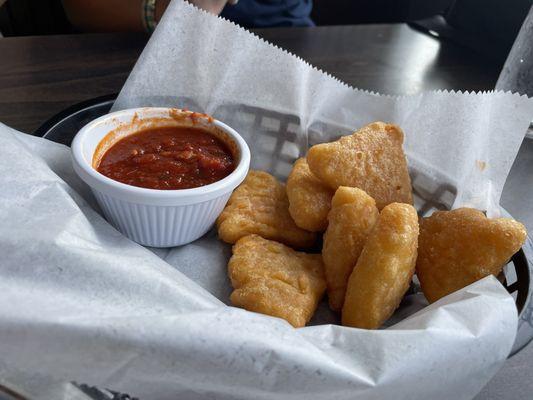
left=417, top=208, right=527, bottom=303
left=342, top=203, right=419, bottom=329
left=287, top=158, right=334, bottom=232
left=307, top=122, right=413, bottom=210
left=323, top=187, right=379, bottom=311
left=228, top=235, right=326, bottom=327
left=217, top=170, right=316, bottom=248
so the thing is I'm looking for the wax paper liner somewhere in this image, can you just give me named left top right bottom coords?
left=0, top=126, right=520, bottom=399
left=1, top=0, right=533, bottom=398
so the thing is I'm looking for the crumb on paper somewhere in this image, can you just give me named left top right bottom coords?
left=476, top=160, right=487, bottom=171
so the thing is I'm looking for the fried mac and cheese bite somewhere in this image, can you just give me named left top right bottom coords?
left=416, top=208, right=527, bottom=303
left=322, top=187, right=379, bottom=311
left=228, top=235, right=326, bottom=327
left=287, top=158, right=334, bottom=232
left=217, top=170, right=316, bottom=248
left=307, top=122, right=413, bottom=210
left=342, top=203, right=419, bottom=329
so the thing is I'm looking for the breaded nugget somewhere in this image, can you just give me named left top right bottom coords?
left=417, top=208, right=527, bottom=303
left=217, top=170, right=316, bottom=248
left=323, top=187, right=379, bottom=311
left=342, top=203, right=419, bottom=329
left=307, top=122, right=413, bottom=210
left=287, top=158, right=334, bottom=232
left=228, top=235, right=326, bottom=327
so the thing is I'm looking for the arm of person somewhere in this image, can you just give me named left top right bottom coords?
left=62, top=0, right=228, bottom=32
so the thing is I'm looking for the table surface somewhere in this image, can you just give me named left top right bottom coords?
left=0, top=24, right=531, bottom=400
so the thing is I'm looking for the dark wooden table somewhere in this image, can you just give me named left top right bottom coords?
left=0, top=24, right=502, bottom=133
left=0, top=24, right=530, bottom=400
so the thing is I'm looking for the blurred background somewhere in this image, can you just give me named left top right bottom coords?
left=0, top=0, right=531, bottom=63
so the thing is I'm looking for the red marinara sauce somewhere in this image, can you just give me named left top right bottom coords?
left=97, top=126, right=235, bottom=190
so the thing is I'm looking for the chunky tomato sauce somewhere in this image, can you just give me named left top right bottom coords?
left=97, top=126, right=235, bottom=190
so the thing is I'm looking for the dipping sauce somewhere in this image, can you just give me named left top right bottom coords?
left=97, top=126, right=235, bottom=190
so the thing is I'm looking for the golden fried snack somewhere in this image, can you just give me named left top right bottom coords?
left=228, top=235, right=326, bottom=327
left=307, top=122, right=413, bottom=210
left=342, top=203, right=419, bottom=329
left=323, top=187, right=379, bottom=311
left=287, top=158, right=334, bottom=232
left=417, top=208, right=527, bottom=303
left=217, top=170, right=316, bottom=248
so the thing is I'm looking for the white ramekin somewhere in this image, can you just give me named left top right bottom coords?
left=71, top=107, right=250, bottom=247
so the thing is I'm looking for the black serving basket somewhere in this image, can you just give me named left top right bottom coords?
left=0, top=95, right=526, bottom=400
left=33, top=95, right=533, bottom=357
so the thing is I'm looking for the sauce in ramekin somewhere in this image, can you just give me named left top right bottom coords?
left=97, top=126, right=235, bottom=190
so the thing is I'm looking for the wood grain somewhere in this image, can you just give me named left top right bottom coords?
left=0, top=25, right=500, bottom=133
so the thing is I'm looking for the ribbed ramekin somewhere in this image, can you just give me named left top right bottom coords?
left=71, top=107, right=250, bottom=247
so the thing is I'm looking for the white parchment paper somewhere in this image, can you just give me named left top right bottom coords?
left=115, top=0, right=533, bottom=217
left=1, top=1, right=533, bottom=399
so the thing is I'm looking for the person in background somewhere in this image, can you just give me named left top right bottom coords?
left=62, top=0, right=314, bottom=32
